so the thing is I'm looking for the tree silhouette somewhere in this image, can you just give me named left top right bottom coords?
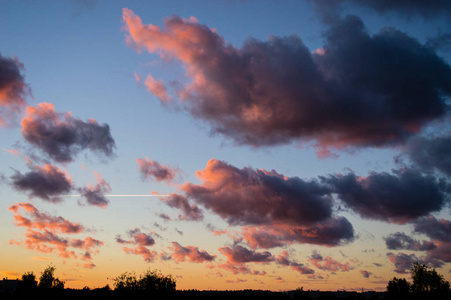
left=38, top=265, right=65, bottom=290
left=387, top=262, right=450, bottom=299
left=113, top=268, right=176, bottom=294
left=386, top=277, right=410, bottom=298
left=410, top=262, right=450, bottom=295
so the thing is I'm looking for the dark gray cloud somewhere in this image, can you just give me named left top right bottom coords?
left=0, top=53, right=28, bottom=126
left=312, top=0, right=451, bottom=20
left=21, top=103, right=115, bottom=163
left=387, top=252, right=444, bottom=274
left=413, top=216, right=451, bottom=243
left=276, top=251, right=315, bottom=275
left=242, top=216, right=354, bottom=248
left=384, top=232, right=436, bottom=251
left=160, top=193, right=204, bottom=221
left=219, top=245, right=275, bottom=264
left=182, top=159, right=333, bottom=227
left=10, top=163, right=73, bottom=203
left=125, top=10, right=451, bottom=155
left=323, top=167, right=448, bottom=223
left=77, top=172, right=111, bottom=208
left=405, top=134, right=451, bottom=176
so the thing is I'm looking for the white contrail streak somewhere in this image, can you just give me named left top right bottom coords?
left=62, top=194, right=170, bottom=197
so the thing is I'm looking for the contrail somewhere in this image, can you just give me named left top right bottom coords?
left=62, top=194, right=170, bottom=197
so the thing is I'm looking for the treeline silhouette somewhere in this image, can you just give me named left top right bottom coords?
left=2, top=263, right=450, bottom=300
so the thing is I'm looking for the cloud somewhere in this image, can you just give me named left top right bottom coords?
left=123, top=9, right=451, bottom=155
left=0, top=53, right=28, bottom=127
left=21, top=102, right=115, bottom=163
left=360, top=270, right=372, bottom=278
left=276, top=251, right=315, bottom=275
left=8, top=202, right=102, bottom=266
left=384, top=232, right=436, bottom=251
left=241, top=216, right=354, bottom=248
left=169, top=241, right=216, bottom=263
left=137, top=157, right=180, bottom=184
left=159, top=193, right=204, bottom=221
left=311, top=0, right=451, bottom=20
left=9, top=202, right=84, bottom=233
left=219, top=245, right=274, bottom=264
left=323, top=167, right=448, bottom=223
left=144, top=73, right=172, bottom=103
left=413, top=215, right=451, bottom=243
left=116, top=228, right=157, bottom=262
left=9, top=163, right=73, bottom=203
left=387, top=252, right=444, bottom=274
left=308, top=250, right=353, bottom=272
left=174, top=159, right=354, bottom=247
left=182, top=159, right=333, bottom=226
left=412, top=215, right=451, bottom=262
left=77, top=171, right=111, bottom=208
left=404, top=134, right=451, bottom=176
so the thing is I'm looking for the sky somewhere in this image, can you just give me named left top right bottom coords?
left=1, top=0, right=451, bottom=292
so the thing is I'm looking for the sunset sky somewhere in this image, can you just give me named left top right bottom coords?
left=1, top=0, right=451, bottom=292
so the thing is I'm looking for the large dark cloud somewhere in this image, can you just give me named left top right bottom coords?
left=0, top=53, right=28, bottom=126
left=124, top=9, right=451, bottom=155
left=21, top=103, right=115, bottom=163
left=404, top=134, right=451, bottom=177
left=323, top=167, right=448, bottom=223
left=182, top=159, right=333, bottom=226
left=312, top=0, right=451, bottom=20
left=10, top=163, right=73, bottom=203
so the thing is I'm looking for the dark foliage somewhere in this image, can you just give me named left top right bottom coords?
left=386, top=262, right=450, bottom=300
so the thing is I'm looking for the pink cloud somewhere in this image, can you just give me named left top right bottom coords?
left=123, top=246, right=158, bottom=262
left=137, top=157, right=180, bottom=184
left=116, top=228, right=157, bottom=262
left=9, top=202, right=102, bottom=266
left=9, top=202, right=83, bottom=233
left=169, top=242, right=216, bottom=263
left=144, top=73, right=172, bottom=102
left=308, top=250, right=353, bottom=272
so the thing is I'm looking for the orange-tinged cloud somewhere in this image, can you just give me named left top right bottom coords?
left=170, top=242, right=216, bottom=263
left=9, top=202, right=102, bottom=266
left=144, top=73, right=172, bottom=102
